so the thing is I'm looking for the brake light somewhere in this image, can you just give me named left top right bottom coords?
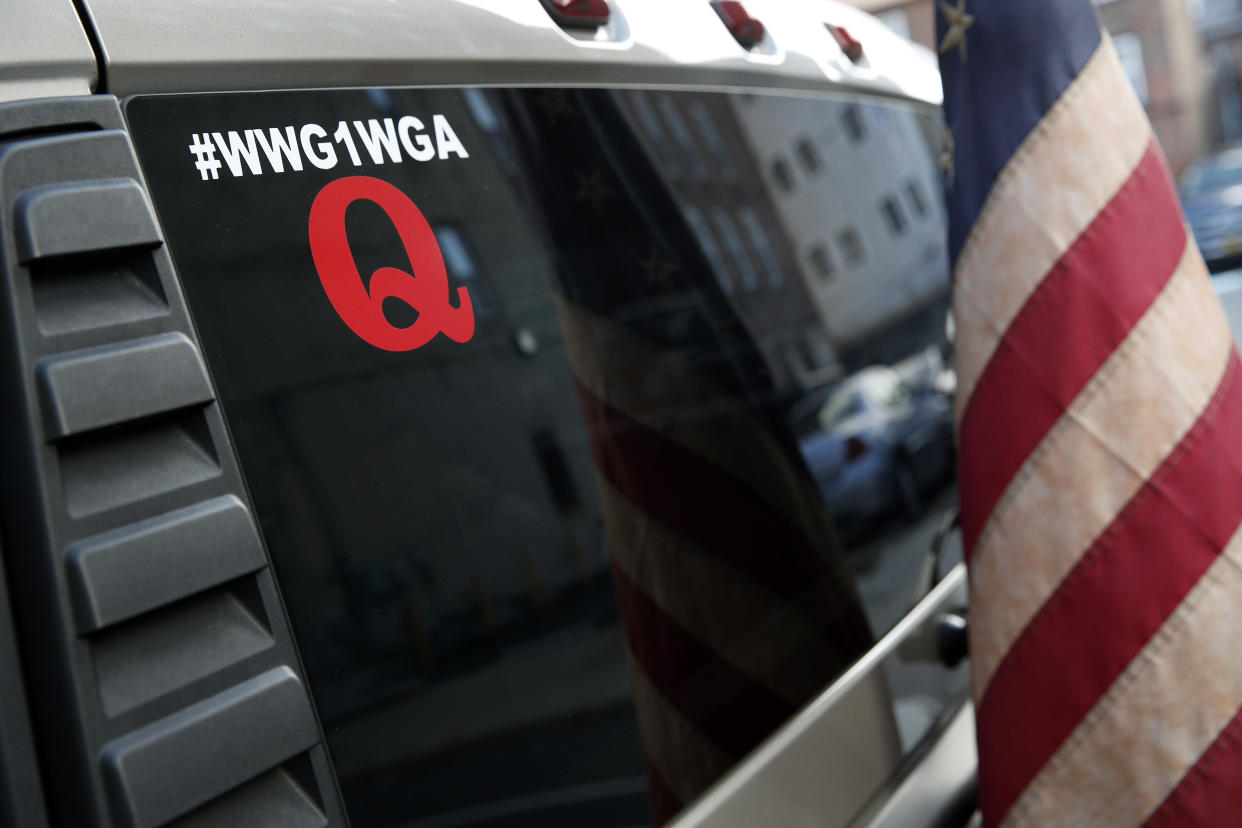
left=828, top=24, right=864, bottom=62
left=711, top=1, right=766, bottom=50
left=542, top=0, right=610, bottom=28
left=845, top=435, right=867, bottom=463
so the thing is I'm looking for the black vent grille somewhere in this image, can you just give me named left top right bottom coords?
left=0, top=96, right=347, bottom=827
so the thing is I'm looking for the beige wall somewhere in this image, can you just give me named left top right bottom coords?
left=850, top=0, right=937, bottom=51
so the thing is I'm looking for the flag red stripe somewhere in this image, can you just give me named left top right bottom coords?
left=1145, top=708, right=1242, bottom=827
left=959, top=143, right=1185, bottom=557
left=611, top=562, right=798, bottom=759
left=574, top=381, right=860, bottom=614
left=975, top=354, right=1242, bottom=824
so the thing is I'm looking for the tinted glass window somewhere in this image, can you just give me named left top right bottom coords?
left=907, top=178, right=928, bottom=217
left=810, top=242, right=837, bottom=281
left=838, top=227, right=866, bottom=265
left=770, top=155, right=795, bottom=192
left=128, top=86, right=960, bottom=828
left=796, top=137, right=821, bottom=173
left=739, top=207, right=785, bottom=287
left=842, top=103, right=866, bottom=142
left=881, top=195, right=907, bottom=235
left=688, top=101, right=737, bottom=181
left=711, top=208, right=760, bottom=291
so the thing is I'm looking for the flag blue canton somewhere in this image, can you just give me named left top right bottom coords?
left=937, top=0, right=1102, bottom=266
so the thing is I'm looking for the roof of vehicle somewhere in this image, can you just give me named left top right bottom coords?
left=8, top=0, right=941, bottom=105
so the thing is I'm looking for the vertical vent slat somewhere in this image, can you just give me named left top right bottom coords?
left=101, top=668, right=319, bottom=828
left=14, top=178, right=162, bottom=264
left=0, top=95, right=346, bottom=827
left=66, top=496, right=266, bottom=634
left=36, top=332, right=213, bottom=439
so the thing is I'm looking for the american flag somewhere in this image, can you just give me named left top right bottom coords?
left=940, top=0, right=1242, bottom=824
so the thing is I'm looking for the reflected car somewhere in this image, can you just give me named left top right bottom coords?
left=797, top=366, right=954, bottom=525
left=1181, top=148, right=1242, bottom=272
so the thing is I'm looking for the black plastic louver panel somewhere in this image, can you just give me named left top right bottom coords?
left=0, top=541, right=48, bottom=828
left=0, top=96, right=347, bottom=827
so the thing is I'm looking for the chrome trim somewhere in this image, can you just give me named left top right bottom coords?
left=670, top=563, right=969, bottom=828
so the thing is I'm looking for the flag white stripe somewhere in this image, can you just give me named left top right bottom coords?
left=952, top=36, right=1151, bottom=426
left=969, top=246, right=1232, bottom=702
left=1002, top=525, right=1242, bottom=827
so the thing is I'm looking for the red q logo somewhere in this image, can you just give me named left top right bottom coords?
left=308, top=176, right=475, bottom=351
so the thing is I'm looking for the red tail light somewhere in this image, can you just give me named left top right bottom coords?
left=845, top=435, right=867, bottom=463
left=711, top=1, right=766, bottom=50
left=828, top=24, right=864, bottom=62
left=542, top=0, right=610, bottom=28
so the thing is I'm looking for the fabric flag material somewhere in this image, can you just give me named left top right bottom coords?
left=939, top=1, right=1242, bottom=825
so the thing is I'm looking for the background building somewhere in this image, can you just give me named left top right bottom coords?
left=617, top=90, right=845, bottom=392
left=1094, top=0, right=1210, bottom=172
left=1195, top=0, right=1242, bottom=145
left=850, top=0, right=1211, bottom=173
left=730, top=93, right=949, bottom=369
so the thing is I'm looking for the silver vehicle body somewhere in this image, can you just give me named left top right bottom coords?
left=0, top=3, right=974, bottom=826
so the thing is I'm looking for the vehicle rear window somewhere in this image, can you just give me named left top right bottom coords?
left=126, top=86, right=961, bottom=827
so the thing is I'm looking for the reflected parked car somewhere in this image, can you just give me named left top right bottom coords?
left=1181, top=148, right=1242, bottom=272
left=796, top=367, right=954, bottom=526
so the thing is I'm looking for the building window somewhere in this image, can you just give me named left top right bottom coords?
left=739, top=207, right=785, bottom=288
left=1112, top=33, right=1148, bottom=102
left=659, top=95, right=709, bottom=181
left=795, top=137, right=821, bottom=174
left=631, top=92, right=679, bottom=176
left=771, top=156, right=795, bottom=192
left=809, top=244, right=836, bottom=282
left=1214, top=42, right=1242, bottom=144
left=688, top=101, right=736, bottom=180
left=435, top=226, right=477, bottom=280
left=876, top=9, right=910, bottom=40
left=461, top=88, right=500, bottom=133
left=842, top=103, right=866, bottom=143
left=683, top=206, right=732, bottom=294
left=434, top=225, right=497, bottom=315
left=906, top=180, right=927, bottom=218
left=837, top=227, right=865, bottom=265
left=880, top=196, right=907, bottom=235
left=713, top=209, right=760, bottom=291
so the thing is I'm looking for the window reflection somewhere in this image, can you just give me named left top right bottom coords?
left=658, top=94, right=708, bottom=181
left=144, top=85, right=958, bottom=828
left=739, top=207, right=785, bottom=288
left=842, top=102, right=866, bottom=143
left=881, top=195, right=908, bottom=235
left=770, top=156, right=795, bottom=193
left=796, top=136, right=821, bottom=173
left=688, top=101, right=737, bottom=182
left=838, top=227, right=866, bottom=265
left=711, top=208, right=760, bottom=291
left=907, top=178, right=928, bottom=218
left=810, top=243, right=837, bottom=281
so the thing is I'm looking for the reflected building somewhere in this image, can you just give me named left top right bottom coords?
left=617, top=88, right=950, bottom=383
left=734, top=92, right=950, bottom=369
left=135, top=82, right=962, bottom=828
left=616, top=91, right=844, bottom=395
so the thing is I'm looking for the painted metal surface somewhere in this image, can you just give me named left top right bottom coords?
left=669, top=564, right=969, bottom=828
left=0, top=0, right=96, bottom=104
left=79, top=0, right=940, bottom=103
